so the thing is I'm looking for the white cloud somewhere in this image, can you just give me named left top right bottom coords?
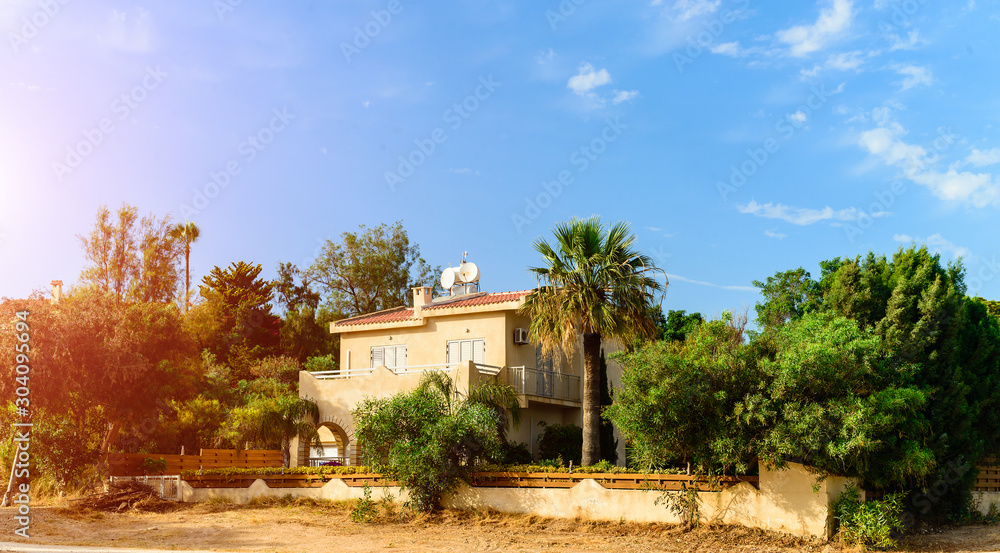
left=788, top=111, right=808, bottom=124
left=644, top=226, right=664, bottom=232
left=889, top=30, right=923, bottom=51
left=711, top=41, right=750, bottom=57
left=858, top=112, right=1000, bottom=208
left=893, top=233, right=974, bottom=261
left=665, top=273, right=756, bottom=292
left=964, top=148, right=1000, bottom=167
left=535, top=48, right=556, bottom=65
left=612, top=89, right=640, bottom=104
left=10, top=82, right=41, bottom=91
left=737, top=200, right=879, bottom=225
left=894, top=64, right=933, bottom=90
left=764, top=229, right=787, bottom=239
left=776, top=0, right=854, bottom=57
left=567, top=63, right=611, bottom=96
left=449, top=168, right=480, bottom=175
left=669, top=0, right=721, bottom=22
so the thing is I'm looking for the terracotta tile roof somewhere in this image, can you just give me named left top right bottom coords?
left=422, top=290, right=531, bottom=311
left=333, top=306, right=416, bottom=327
left=333, top=291, right=533, bottom=328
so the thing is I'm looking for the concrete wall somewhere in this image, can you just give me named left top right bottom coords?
left=973, top=492, right=1000, bottom=515
left=179, top=462, right=852, bottom=539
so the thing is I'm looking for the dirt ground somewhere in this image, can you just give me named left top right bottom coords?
left=0, top=498, right=997, bottom=553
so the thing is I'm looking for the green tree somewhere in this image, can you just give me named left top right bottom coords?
left=78, top=203, right=183, bottom=304
left=607, top=315, right=759, bottom=474
left=354, top=372, right=519, bottom=510
left=760, top=246, right=1000, bottom=518
left=170, top=221, right=201, bottom=311
left=306, top=221, right=440, bottom=318
left=752, top=267, right=819, bottom=328
left=598, top=350, right=618, bottom=464
left=519, top=217, right=662, bottom=466
left=220, top=386, right=320, bottom=468
left=659, top=309, right=704, bottom=342
left=274, top=262, right=335, bottom=362
left=197, top=261, right=281, bottom=374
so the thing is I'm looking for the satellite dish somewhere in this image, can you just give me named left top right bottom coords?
left=458, top=262, right=480, bottom=283
left=440, top=267, right=458, bottom=289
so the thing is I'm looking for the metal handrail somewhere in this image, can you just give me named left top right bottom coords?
left=506, top=366, right=581, bottom=401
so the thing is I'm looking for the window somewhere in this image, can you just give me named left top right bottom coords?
left=371, top=345, right=407, bottom=369
left=447, top=339, right=485, bottom=365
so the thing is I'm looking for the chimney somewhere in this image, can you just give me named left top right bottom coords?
left=412, top=286, right=433, bottom=316
left=50, top=280, right=63, bottom=304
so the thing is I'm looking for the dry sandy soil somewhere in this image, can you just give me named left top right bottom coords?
left=0, top=498, right=997, bottom=553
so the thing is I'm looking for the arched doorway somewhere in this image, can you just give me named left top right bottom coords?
left=308, top=422, right=351, bottom=466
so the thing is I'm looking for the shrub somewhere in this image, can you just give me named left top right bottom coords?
left=834, top=484, right=905, bottom=549
left=350, top=483, right=378, bottom=523
left=500, top=441, right=533, bottom=465
left=537, top=423, right=582, bottom=466
left=353, top=372, right=519, bottom=511
left=304, top=354, right=337, bottom=373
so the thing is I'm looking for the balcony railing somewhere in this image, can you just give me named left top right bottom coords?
left=310, top=363, right=582, bottom=402
left=506, top=366, right=581, bottom=402
left=311, top=362, right=505, bottom=380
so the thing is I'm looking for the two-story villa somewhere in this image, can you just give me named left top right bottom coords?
left=295, top=271, right=625, bottom=466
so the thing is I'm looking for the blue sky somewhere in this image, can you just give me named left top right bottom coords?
left=1, top=0, right=999, bottom=320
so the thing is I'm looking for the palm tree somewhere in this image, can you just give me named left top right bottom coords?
left=518, top=216, right=663, bottom=466
left=419, top=370, right=521, bottom=442
left=256, top=396, right=321, bottom=468
left=170, top=221, right=201, bottom=311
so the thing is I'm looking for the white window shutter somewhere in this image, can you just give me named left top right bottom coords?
left=384, top=346, right=396, bottom=368
left=473, top=339, right=485, bottom=364
left=371, top=347, right=383, bottom=369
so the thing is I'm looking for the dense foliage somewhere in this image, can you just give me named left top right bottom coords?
left=353, top=372, right=519, bottom=511
left=305, top=221, right=440, bottom=318
left=609, top=245, right=1000, bottom=521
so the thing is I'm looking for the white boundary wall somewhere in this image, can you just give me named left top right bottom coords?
left=179, top=463, right=853, bottom=539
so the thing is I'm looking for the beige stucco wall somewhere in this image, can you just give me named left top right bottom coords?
left=317, top=296, right=629, bottom=466
left=178, top=478, right=409, bottom=504
left=178, top=462, right=849, bottom=539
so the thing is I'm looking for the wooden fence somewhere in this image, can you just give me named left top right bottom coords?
left=184, top=473, right=395, bottom=489
left=108, top=449, right=283, bottom=477
left=975, top=464, right=1000, bottom=492
left=181, top=471, right=756, bottom=491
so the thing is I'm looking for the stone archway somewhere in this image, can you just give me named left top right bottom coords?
left=303, top=417, right=361, bottom=466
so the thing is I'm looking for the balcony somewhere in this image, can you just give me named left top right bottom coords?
left=506, top=366, right=581, bottom=404
left=307, top=363, right=581, bottom=405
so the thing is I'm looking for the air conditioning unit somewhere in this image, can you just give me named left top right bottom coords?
left=513, top=328, right=530, bottom=345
